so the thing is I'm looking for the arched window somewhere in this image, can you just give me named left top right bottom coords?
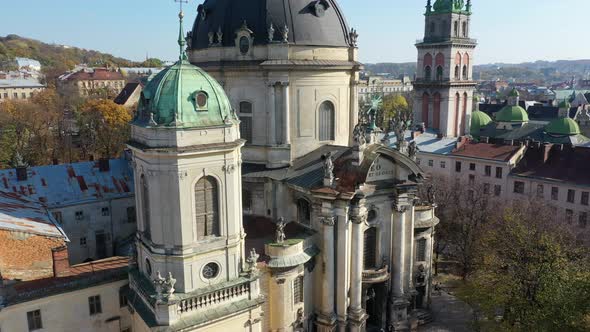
left=454, top=21, right=459, bottom=37
left=436, top=66, right=444, bottom=81
left=141, top=174, right=151, bottom=240
left=297, top=199, right=311, bottom=226
left=318, top=101, right=335, bottom=141
left=454, top=66, right=460, bottom=80
left=195, top=177, right=220, bottom=239
left=363, top=228, right=377, bottom=269
left=424, top=53, right=433, bottom=67
left=433, top=93, right=441, bottom=130
left=422, top=93, right=430, bottom=126
left=239, top=101, right=253, bottom=143
left=429, top=22, right=435, bottom=35
left=243, top=190, right=252, bottom=212
left=462, top=65, right=468, bottom=80
left=416, top=238, right=427, bottom=261
left=454, top=93, right=461, bottom=136
left=424, top=66, right=432, bottom=81
left=462, top=21, right=468, bottom=38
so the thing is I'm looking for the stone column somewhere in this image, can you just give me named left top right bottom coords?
left=267, top=82, right=276, bottom=146
left=281, top=82, right=291, bottom=145
left=389, top=205, right=410, bottom=331
left=316, top=214, right=336, bottom=332
left=334, top=202, right=350, bottom=331
left=349, top=214, right=367, bottom=332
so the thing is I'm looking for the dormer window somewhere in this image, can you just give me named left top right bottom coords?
left=194, top=91, right=208, bottom=111
left=239, top=36, right=250, bottom=55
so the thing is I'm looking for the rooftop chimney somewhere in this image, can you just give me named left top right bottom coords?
left=98, top=158, right=110, bottom=173
left=52, top=246, right=70, bottom=277
left=16, top=167, right=28, bottom=182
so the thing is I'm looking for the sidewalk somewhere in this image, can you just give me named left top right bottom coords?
left=420, top=291, right=474, bottom=332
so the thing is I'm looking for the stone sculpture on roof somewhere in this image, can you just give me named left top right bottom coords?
left=275, top=217, right=287, bottom=244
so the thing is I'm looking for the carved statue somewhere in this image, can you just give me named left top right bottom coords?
left=392, top=110, right=412, bottom=152
left=427, top=185, right=436, bottom=205
left=216, top=27, right=223, bottom=45
left=148, top=112, right=158, bottom=127
left=282, top=25, right=289, bottom=43
left=366, top=95, right=383, bottom=132
left=323, top=151, right=335, bottom=183
left=247, top=249, right=260, bottom=276
left=349, top=28, right=359, bottom=47
left=353, top=123, right=366, bottom=146
left=408, top=141, right=418, bottom=160
left=208, top=31, right=214, bottom=46
left=268, top=23, right=275, bottom=42
left=165, top=272, right=176, bottom=295
left=275, top=217, right=287, bottom=243
left=153, top=271, right=165, bottom=302
left=186, top=31, right=193, bottom=49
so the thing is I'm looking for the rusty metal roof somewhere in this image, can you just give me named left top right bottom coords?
left=0, top=191, right=66, bottom=238
left=0, top=158, right=134, bottom=208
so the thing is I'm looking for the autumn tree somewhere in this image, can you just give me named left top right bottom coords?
left=380, top=94, right=410, bottom=129
left=76, top=99, right=131, bottom=159
left=469, top=202, right=590, bottom=331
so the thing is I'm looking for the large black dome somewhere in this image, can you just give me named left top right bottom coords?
left=190, top=0, right=352, bottom=50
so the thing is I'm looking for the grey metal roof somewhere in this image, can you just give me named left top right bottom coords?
left=191, top=0, right=351, bottom=50
left=0, top=78, right=44, bottom=89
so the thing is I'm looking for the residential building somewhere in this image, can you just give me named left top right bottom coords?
left=0, top=73, right=45, bottom=102
left=357, top=75, right=413, bottom=102
left=0, top=158, right=136, bottom=264
left=59, top=67, right=126, bottom=98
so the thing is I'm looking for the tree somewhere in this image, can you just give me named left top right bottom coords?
left=77, top=99, right=131, bottom=159
left=469, top=202, right=590, bottom=331
left=380, top=94, right=409, bottom=129
left=140, top=58, right=164, bottom=68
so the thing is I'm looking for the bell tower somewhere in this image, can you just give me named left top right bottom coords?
left=126, top=9, right=263, bottom=331
left=413, top=0, right=477, bottom=137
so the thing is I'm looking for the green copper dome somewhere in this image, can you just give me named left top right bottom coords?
left=470, top=110, right=492, bottom=135
left=495, top=105, right=529, bottom=123
left=431, top=0, right=470, bottom=14
left=545, top=117, right=581, bottom=136
left=134, top=60, right=235, bottom=128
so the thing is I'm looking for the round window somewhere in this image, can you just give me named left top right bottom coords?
left=196, top=92, right=208, bottom=108
left=202, top=262, right=220, bottom=279
left=239, top=36, right=250, bottom=55
left=145, top=258, right=152, bottom=276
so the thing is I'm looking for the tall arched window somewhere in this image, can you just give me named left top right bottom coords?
left=454, top=66, right=460, bottom=80
left=416, top=238, right=427, bottom=261
left=453, top=21, right=459, bottom=37
left=436, top=66, right=444, bottom=81
left=141, top=174, right=151, bottom=240
left=462, top=65, right=468, bottom=80
left=297, top=199, right=311, bottom=226
left=363, top=228, right=377, bottom=269
left=422, top=93, right=430, bottom=127
left=462, top=21, right=468, bottom=37
left=429, top=22, right=435, bottom=35
left=238, top=101, right=253, bottom=143
left=424, top=66, right=432, bottom=81
left=433, top=93, right=441, bottom=130
left=319, top=101, right=335, bottom=141
left=243, top=190, right=252, bottom=213
left=195, top=177, right=220, bottom=239
left=454, top=93, right=461, bottom=136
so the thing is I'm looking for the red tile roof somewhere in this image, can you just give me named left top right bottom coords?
left=451, top=141, right=523, bottom=162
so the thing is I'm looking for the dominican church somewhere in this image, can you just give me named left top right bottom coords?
left=0, top=1, right=475, bottom=332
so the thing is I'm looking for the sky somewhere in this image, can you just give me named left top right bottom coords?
left=1, top=0, right=589, bottom=65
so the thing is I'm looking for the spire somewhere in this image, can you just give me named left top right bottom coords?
left=426, top=0, right=432, bottom=13
left=178, top=10, right=188, bottom=61
left=466, top=0, right=472, bottom=13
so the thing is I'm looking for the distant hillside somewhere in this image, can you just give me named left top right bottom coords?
left=364, top=60, right=590, bottom=82
left=0, top=35, right=161, bottom=72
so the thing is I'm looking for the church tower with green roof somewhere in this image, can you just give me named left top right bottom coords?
left=413, top=0, right=477, bottom=137
left=126, top=10, right=263, bottom=331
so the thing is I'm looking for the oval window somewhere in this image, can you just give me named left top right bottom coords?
left=203, top=262, right=220, bottom=279
left=196, top=92, right=208, bottom=108
left=239, top=36, right=250, bottom=55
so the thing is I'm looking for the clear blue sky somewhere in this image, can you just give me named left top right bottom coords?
left=1, top=0, right=588, bottom=64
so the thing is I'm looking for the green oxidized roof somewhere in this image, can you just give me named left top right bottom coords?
left=496, top=105, right=529, bottom=123
left=470, top=110, right=492, bottom=135
left=545, top=117, right=581, bottom=136
left=430, top=0, right=471, bottom=15
left=134, top=60, right=234, bottom=129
